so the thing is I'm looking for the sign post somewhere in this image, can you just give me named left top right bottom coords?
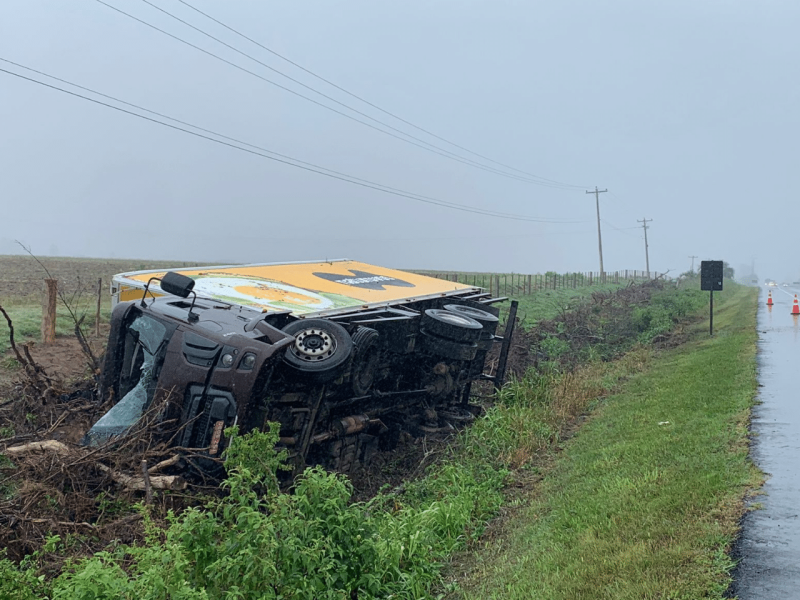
left=700, top=261, right=723, bottom=336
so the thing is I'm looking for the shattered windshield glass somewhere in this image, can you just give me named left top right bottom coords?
left=83, top=314, right=168, bottom=446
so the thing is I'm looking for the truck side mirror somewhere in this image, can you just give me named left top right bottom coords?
left=161, top=272, right=195, bottom=298
left=141, top=272, right=199, bottom=322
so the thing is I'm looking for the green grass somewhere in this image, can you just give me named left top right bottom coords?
left=0, top=304, right=112, bottom=355
left=456, top=284, right=759, bottom=599
left=509, top=283, right=624, bottom=329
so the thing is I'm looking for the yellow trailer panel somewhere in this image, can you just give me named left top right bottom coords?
left=112, top=259, right=478, bottom=316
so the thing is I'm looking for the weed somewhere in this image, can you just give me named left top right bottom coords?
left=1, top=356, right=21, bottom=370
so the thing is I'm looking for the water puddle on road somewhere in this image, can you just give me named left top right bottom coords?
left=733, top=289, right=800, bottom=598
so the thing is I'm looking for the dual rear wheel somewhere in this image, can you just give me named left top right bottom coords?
left=419, top=305, right=498, bottom=360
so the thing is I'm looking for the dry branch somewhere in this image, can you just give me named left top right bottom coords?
left=96, top=463, right=187, bottom=491
left=141, top=459, right=153, bottom=504
left=147, top=454, right=182, bottom=474
left=0, top=303, right=26, bottom=366
left=5, top=439, right=72, bottom=456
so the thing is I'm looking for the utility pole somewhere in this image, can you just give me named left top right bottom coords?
left=586, top=187, right=608, bottom=275
left=637, top=218, right=652, bottom=277
left=689, top=255, right=698, bottom=274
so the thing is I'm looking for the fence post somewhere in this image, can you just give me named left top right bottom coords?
left=41, top=278, right=57, bottom=344
left=95, top=278, right=102, bottom=337
left=494, top=300, right=519, bottom=391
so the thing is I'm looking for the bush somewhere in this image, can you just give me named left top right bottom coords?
left=3, top=423, right=505, bottom=600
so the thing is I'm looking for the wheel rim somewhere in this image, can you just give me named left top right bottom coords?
left=436, top=312, right=477, bottom=327
left=291, top=328, right=336, bottom=361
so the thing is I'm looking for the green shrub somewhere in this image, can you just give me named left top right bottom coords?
left=0, top=422, right=505, bottom=599
left=0, top=553, right=50, bottom=600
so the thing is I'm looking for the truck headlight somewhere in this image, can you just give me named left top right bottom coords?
left=221, top=353, right=234, bottom=368
left=240, top=353, right=256, bottom=370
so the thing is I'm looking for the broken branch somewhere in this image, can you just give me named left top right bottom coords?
left=96, top=463, right=187, bottom=491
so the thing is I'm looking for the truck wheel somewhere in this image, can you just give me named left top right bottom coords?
left=443, top=304, right=499, bottom=325
left=443, top=303, right=500, bottom=337
left=282, top=319, right=353, bottom=382
left=351, top=327, right=380, bottom=396
left=419, top=328, right=478, bottom=361
left=443, top=298, right=500, bottom=317
left=420, top=309, right=483, bottom=343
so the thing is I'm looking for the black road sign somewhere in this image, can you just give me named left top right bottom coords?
left=701, top=261, right=724, bottom=292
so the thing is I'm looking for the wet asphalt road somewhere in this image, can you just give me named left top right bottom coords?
left=733, top=286, right=800, bottom=598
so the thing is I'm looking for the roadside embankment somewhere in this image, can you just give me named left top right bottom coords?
left=453, top=283, right=760, bottom=599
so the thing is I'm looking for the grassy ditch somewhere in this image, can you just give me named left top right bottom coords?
left=0, top=281, right=755, bottom=599
left=454, top=283, right=759, bottom=599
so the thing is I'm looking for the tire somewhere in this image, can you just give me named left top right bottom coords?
left=443, top=304, right=499, bottom=337
left=420, top=309, right=483, bottom=343
left=443, top=299, right=500, bottom=317
left=419, top=328, right=478, bottom=361
left=281, top=319, right=353, bottom=382
left=351, top=327, right=380, bottom=396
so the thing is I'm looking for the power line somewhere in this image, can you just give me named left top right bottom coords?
left=95, top=0, right=581, bottom=190
left=0, top=60, right=591, bottom=224
left=1, top=56, right=502, bottom=213
left=173, top=0, right=587, bottom=190
left=601, top=219, right=640, bottom=237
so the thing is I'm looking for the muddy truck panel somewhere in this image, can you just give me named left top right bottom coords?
left=89, top=260, right=505, bottom=474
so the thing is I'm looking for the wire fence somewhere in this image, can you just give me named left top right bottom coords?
left=3, top=269, right=659, bottom=305
left=413, top=270, right=660, bottom=297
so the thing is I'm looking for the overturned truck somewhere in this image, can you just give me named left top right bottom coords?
left=86, top=260, right=512, bottom=473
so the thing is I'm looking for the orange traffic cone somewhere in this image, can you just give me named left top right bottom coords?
left=792, top=295, right=799, bottom=315
left=767, top=291, right=773, bottom=306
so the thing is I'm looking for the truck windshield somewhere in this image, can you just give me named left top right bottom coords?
left=84, top=313, right=170, bottom=445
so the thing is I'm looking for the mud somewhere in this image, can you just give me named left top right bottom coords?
left=731, top=287, right=800, bottom=598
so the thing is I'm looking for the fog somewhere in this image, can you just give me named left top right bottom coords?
left=2, top=0, right=799, bottom=279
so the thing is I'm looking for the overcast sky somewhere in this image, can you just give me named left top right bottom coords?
left=2, top=0, right=799, bottom=279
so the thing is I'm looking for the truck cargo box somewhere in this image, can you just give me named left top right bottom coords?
left=111, top=259, right=479, bottom=317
